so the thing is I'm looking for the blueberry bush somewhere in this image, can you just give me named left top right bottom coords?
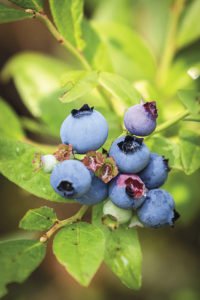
left=0, top=0, right=200, bottom=297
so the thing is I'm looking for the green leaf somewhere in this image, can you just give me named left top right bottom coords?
left=0, top=137, right=71, bottom=203
left=99, top=72, right=141, bottom=115
left=1, top=52, right=69, bottom=117
left=9, top=0, right=44, bottom=11
left=0, top=97, right=24, bottom=139
left=179, top=130, right=200, bottom=175
left=60, top=71, right=99, bottom=103
left=0, top=3, right=31, bottom=23
left=93, top=0, right=133, bottom=26
left=82, top=19, right=106, bottom=68
left=19, top=206, right=57, bottom=231
left=53, top=222, right=105, bottom=286
left=21, top=117, right=52, bottom=137
left=0, top=240, right=46, bottom=297
left=92, top=202, right=105, bottom=227
left=92, top=204, right=142, bottom=289
left=49, top=0, right=85, bottom=50
left=105, top=226, right=142, bottom=290
left=178, top=89, right=200, bottom=115
left=94, top=22, right=156, bottom=80
left=163, top=59, right=196, bottom=98
left=146, top=136, right=183, bottom=171
left=135, top=0, right=171, bottom=59
left=177, top=0, right=200, bottom=48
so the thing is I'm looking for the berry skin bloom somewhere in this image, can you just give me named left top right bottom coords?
left=109, top=135, right=150, bottom=173
left=124, top=101, right=158, bottom=136
left=60, top=104, right=108, bottom=154
left=76, top=174, right=108, bottom=205
left=137, top=189, right=180, bottom=228
left=109, top=174, right=146, bottom=209
left=103, top=200, right=132, bottom=224
left=50, top=160, right=92, bottom=199
left=139, top=153, right=170, bottom=189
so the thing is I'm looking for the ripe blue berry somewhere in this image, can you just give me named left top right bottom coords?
left=137, top=189, right=180, bottom=228
left=50, top=160, right=92, bottom=199
left=76, top=175, right=108, bottom=205
left=109, top=174, right=146, bottom=209
left=109, top=135, right=150, bottom=173
left=139, top=153, right=170, bottom=189
left=103, top=200, right=132, bottom=224
left=60, top=104, right=108, bottom=154
left=124, top=101, right=158, bottom=136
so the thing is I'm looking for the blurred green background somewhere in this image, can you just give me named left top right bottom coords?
left=0, top=0, right=200, bottom=299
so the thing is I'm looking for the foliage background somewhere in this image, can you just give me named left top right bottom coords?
left=0, top=0, right=200, bottom=299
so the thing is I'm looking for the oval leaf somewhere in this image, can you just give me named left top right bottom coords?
left=146, top=136, right=182, bottom=171
left=0, top=3, right=31, bottom=24
left=60, top=71, right=99, bottom=103
left=1, top=52, right=69, bottom=117
left=9, top=0, right=44, bottom=11
left=0, top=240, right=46, bottom=298
left=0, top=97, right=24, bottom=139
left=104, top=226, right=142, bottom=290
left=179, top=130, right=200, bottom=175
left=177, top=0, right=200, bottom=48
left=0, top=137, right=71, bottom=203
left=49, top=0, right=85, bottom=50
left=94, top=22, right=156, bottom=80
left=19, top=206, right=57, bottom=231
left=178, top=89, right=200, bottom=115
left=53, top=222, right=105, bottom=286
left=99, top=72, right=141, bottom=115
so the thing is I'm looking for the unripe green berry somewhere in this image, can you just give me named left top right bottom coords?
left=103, top=200, right=132, bottom=224
left=41, top=154, right=58, bottom=173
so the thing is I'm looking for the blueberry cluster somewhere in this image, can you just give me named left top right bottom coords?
left=40, top=102, right=180, bottom=228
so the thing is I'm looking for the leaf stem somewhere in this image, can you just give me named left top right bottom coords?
left=153, top=109, right=189, bottom=134
left=26, top=10, right=91, bottom=71
left=40, top=205, right=89, bottom=243
left=26, top=10, right=116, bottom=113
left=156, top=0, right=185, bottom=86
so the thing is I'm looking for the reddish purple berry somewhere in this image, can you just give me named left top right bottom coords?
left=124, top=101, right=158, bottom=136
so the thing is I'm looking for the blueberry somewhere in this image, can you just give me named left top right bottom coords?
left=109, top=135, right=150, bottom=173
left=109, top=174, right=146, bottom=209
left=60, top=104, right=108, bottom=154
left=139, top=153, right=170, bottom=189
left=76, top=175, right=108, bottom=205
left=41, top=154, right=58, bottom=173
left=137, top=189, right=180, bottom=228
left=124, top=101, right=158, bottom=136
left=103, top=200, right=132, bottom=224
left=50, top=160, right=92, bottom=199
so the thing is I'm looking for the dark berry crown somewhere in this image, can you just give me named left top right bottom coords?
left=57, top=180, right=74, bottom=196
left=162, top=157, right=171, bottom=172
left=172, top=209, right=180, bottom=225
left=117, top=135, right=143, bottom=154
left=71, top=104, right=94, bottom=117
left=143, top=101, right=158, bottom=119
left=125, top=177, right=145, bottom=199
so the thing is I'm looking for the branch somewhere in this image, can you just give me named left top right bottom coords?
left=40, top=205, right=89, bottom=243
left=26, top=9, right=91, bottom=71
left=25, top=10, right=118, bottom=114
left=153, top=109, right=189, bottom=135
